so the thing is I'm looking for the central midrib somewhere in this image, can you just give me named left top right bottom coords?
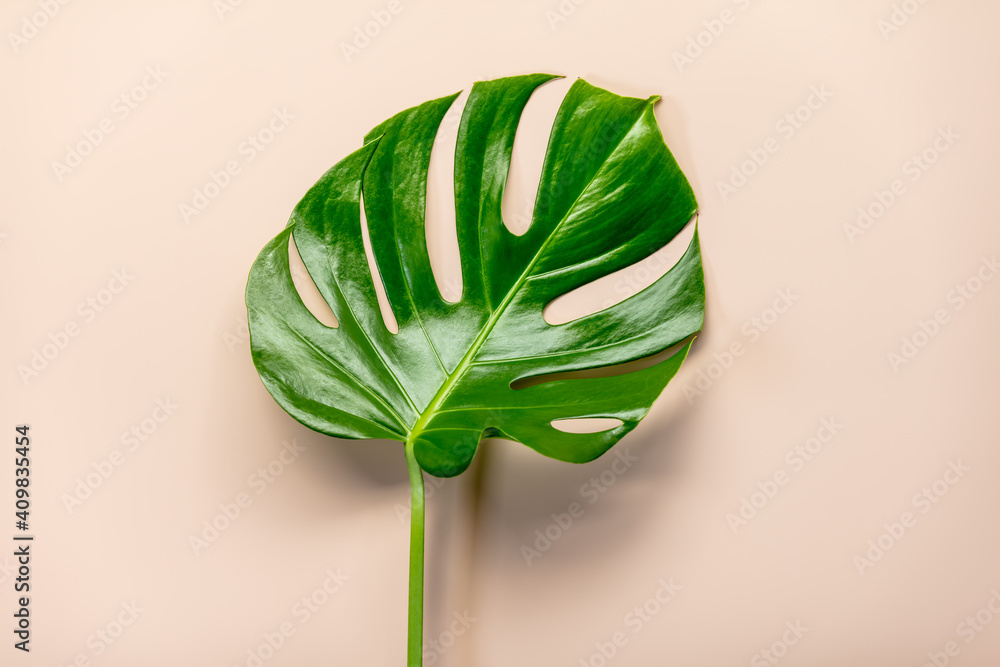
left=407, top=256, right=529, bottom=443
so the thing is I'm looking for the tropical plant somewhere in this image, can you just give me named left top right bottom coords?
left=245, top=73, right=703, bottom=666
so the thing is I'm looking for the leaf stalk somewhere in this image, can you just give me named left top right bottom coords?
left=404, top=438, right=425, bottom=666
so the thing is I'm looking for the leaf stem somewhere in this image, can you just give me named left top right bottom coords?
left=404, top=438, right=425, bottom=667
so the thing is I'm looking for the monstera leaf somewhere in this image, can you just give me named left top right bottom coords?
left=245, top=73, right=703, bottom=665
left=247, top=73, right=703, bottom=476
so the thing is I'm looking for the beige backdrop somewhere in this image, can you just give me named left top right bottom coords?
left=3, top=0, right=1000, bottom=665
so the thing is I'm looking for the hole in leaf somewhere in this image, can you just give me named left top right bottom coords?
left=359, top=190, right=399, bottom=334
left=542, top=215, right=697, bottom=325
left=501, top=77, right=573, bottom=236
left=287, top=234, right=339, bottom=328
left=551, top=417, right=623, bottom=434
left=510, top=338, right=692, bottom=391
left=425, top=90, right=468, bottom=303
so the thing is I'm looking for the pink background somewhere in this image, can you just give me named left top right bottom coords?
left=3, top=1, right=1000, bottom=665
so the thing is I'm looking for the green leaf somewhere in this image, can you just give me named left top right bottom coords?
left=246, top=74, right=704, bottom=479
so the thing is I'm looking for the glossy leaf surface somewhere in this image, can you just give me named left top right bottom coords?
left=246, top=74, right=704, bottom=478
